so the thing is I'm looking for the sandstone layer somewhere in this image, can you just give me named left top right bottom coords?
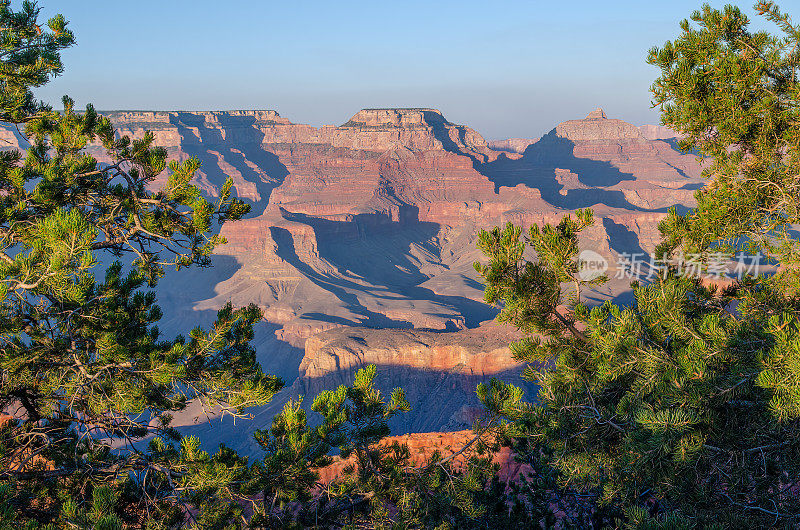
left=0, top=106, right=705, bottom=445
left=315, top=429, right=528, bottom=485
left=177, top=321, right=534, bottom=457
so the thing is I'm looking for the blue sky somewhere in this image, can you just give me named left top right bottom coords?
left=35, top=1, right=775, bottom=139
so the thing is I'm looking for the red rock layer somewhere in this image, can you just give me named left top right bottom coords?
left=316, top=429, right=529, bottom=486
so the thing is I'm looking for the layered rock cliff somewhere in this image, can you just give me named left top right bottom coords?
left=177, top=321, right=534, bottom=457
left=0, top=106, right=706, bottom=444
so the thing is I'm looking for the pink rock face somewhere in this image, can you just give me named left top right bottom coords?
left=585, top=107, right=607, bottom=119
left=0, top=107, right=706, bottom=444
left=296, top=323, right=533, bottom=450
left=315, top=429, right=530, bottom=486
left=300, top=322, right=523, bottom=383
left=638, top=124, right=682, bottom=140
left=555, top=112, right=640, bottom=141
left=488, top=137, right=538, bottom=154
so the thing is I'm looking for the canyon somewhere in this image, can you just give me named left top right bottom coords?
left=0, top=107, right=704, bottom=455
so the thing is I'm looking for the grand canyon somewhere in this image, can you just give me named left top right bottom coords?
left=9, top=1, right=799, bottom=526
left=2, top=106, right=704, bottom=456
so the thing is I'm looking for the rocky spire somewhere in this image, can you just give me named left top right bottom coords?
left=585, top=108, right=607, bottom=120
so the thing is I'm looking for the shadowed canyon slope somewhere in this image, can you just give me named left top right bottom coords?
left=0, top=107, right=704, bottom=450
left=180, top=321, right=535, bottom=457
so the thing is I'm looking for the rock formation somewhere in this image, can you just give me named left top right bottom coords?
left=176, top=321, right=534, bottom=457
left=0, top=107, right=705, bottom=445
left=638, top=124, right=682, bottom=140
left=488, top=137, right=538, bottom=154
left=315, top=429, right=529, bottom=485
left=295, top=323, right=534, bottom=436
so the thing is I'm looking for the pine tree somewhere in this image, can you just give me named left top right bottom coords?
left=0, top=2, right=282, bottom=526
left=244, top=365, right=534, bottom=529
left=477, top=2, right=800, bottom=527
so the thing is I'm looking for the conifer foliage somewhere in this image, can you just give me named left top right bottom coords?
left=243, top=365, right=531, bottom=528
left=477, top=2, right=800, bottom=527
left=0, top=1, right=282, bottom=525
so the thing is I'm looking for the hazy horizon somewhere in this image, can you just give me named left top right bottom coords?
left=35, top=1, right=773, bottom=140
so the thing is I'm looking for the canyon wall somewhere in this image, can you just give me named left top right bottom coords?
left=0, top=106, right=705, bottom=449
left=178, top=321, right=535, bottom=457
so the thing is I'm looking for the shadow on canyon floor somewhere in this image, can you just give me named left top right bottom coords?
left=466, top=131, right=703, bottom=216
left=274, top=209, right=498, bottom=329
left=602, top=217, right=648, bottom=257
left=477, top=139, right=650, bottom=211
left=155, top=253, right=305, bottom=381
left=270, top=224, right=417, bottom=329
left=171, top=112, right=289, bottom=213
left=662, top=137, right=703, bottom=158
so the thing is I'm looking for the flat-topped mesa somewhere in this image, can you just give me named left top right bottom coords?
left=104, top=109, right=291, bottom=127
left=488, top=137, right=538, bottom=154
left=553, top=107, right=642, bottom=141
left=343, top=108, right=446, bottom=128
left=101, top=111, right=172, bottom=124
left=339, top=107, right=490, bottom=153
left=202, top=110, right=290, bottom=124
left=101, top=110, right=293, bottom=152
left=99, top=107, right=491, bottom=156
